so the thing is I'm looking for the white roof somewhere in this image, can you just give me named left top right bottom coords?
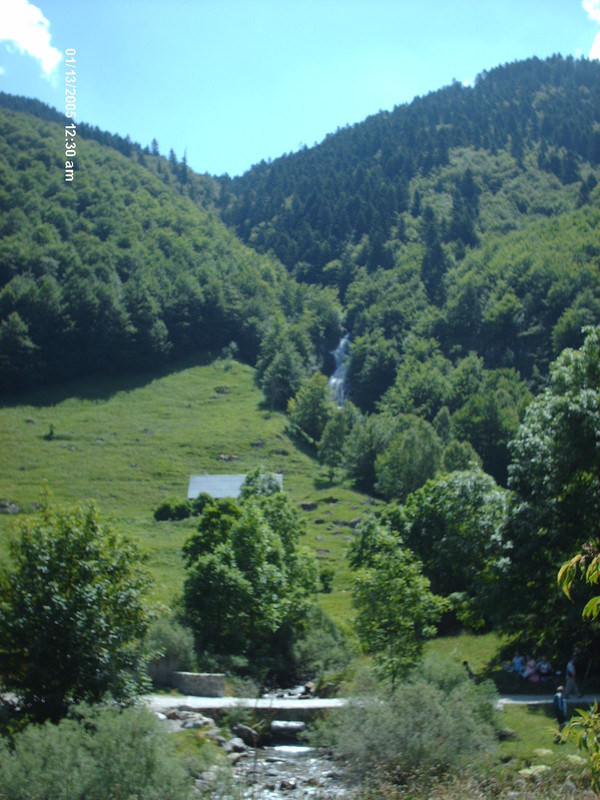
left=187, top=473, right=283, bottom=500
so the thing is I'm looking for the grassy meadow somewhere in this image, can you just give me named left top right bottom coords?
left=0, top=356, right=376, bottom=612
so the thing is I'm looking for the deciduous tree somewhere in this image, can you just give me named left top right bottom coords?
left=375, top=416, right=442, bottom=502
left=351, top=520, right=444, bottom=686
left=318, top=402, right=359, bottom=482
left=287, top=371, right=335, bottom=442
left=399, top=468, right=509, bottom=628
left=182, top=475, right=317, bottom=673
left=0, top=499, right=152, bottom=720
left=504, top=325, right=600, bottom=657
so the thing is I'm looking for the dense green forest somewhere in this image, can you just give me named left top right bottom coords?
left=216, top=55, right=600, bottom=489
left=0, top=98, right=341, bottom=393
left=2, top=53, right=600, bottom=796
left=220, top=55, right=599, bottom=279
left=2, top=57, right=599, bottom=486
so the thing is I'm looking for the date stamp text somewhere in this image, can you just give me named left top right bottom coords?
left=64, top=49, right=76, bottom=182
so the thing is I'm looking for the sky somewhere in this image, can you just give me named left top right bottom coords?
left=0, top=0, right=599, bottom=177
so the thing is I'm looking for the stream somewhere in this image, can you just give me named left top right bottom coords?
left=155, top=700, right=355, bottom=799
left=229, top=744, right=352, bottom=799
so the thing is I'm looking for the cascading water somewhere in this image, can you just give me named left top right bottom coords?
left=328, top=334, right=350, bottom=406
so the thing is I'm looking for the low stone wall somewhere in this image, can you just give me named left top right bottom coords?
left=172, top=672, right=226, bottom=697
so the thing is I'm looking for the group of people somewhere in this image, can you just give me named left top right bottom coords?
left=505, top=651, right=583, bottom=696
left=505, top=650, right=555, bottom=682
left=505, top=651, right=585, bottom=741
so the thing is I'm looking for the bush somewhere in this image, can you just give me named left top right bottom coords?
left=146, top=616, right=196, bottom=688
left=0, top=703, right=191, bottom=800
left=317, top=658, right=498, bottom=787
left=191, top=492, right=213, bottom=516
left=291, top=605, right=356, bottom=681
left=154, top=498, right=192, bottom=521
left=319, top=567, right=335, bottom=593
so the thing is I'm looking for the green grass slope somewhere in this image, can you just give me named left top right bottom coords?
left=0, top=357, right=374, bottom=614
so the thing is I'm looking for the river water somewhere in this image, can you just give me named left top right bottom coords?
left=156, top=699, right=355, bottom=798
left=229, top=744, right=352, bottom=799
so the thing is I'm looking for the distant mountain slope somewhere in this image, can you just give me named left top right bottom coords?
left=218, top=55, right=599, bottom=279
left=0, top=91, right=220, bottom=207
left=212, top=55, right=600, bottom=487
left=0, top=105, right=340, bottom=392
left=215, top=55, right=600, bottom=384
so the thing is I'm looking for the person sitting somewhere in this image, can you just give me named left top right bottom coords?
left=510, top=650, right=525, bottom=675
left=537, top=654, right=554, bottom=682
left=523, top=655, right=539, bottom=682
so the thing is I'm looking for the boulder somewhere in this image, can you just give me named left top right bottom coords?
left=0, top=500, right=19, bottom=515
left=229, top=736, right=248, bottom=753
left=233, top=723, right=260, bottom=747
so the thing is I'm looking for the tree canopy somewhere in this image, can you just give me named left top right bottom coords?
left=349, top=517, right=445, bottom=686
left=503, top=325, right=600, bottom=658
left=395, top=468, right=509, bottom=628
left=0, top=101, right=342, bottom=392
left=0, top=499, right=152, bottom=720
left=182, top=470, right=317, bottom=676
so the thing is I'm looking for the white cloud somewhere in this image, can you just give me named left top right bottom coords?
left=0, top=0, right=62, bottom=78
left=583, top=0, right=600, bottom=59
left=583, top=0, right=600, bottom=25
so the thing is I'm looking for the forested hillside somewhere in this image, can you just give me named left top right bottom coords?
left=0, top=100, right=341, bottom=392
left=220, top=55, right=599, bottom=280
left=217, top=55, right=600, bottom=488
left=1, top=55, right=599, bottom=490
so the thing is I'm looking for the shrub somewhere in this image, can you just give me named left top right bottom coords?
left=291, top=605, right=356, bottom=680
left=154, top=497, right=192, bottom=521
left=319, top=567, right=335, bottom=593
left=0, top=703, right=191, bottom=800
left=146, top=616, right=196, bottom=688
left=318, top=658, right=498, bottom=787
left=191, top=492, right=213, bottom=516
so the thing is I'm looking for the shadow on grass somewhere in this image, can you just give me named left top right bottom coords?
left=279, top=424, right=319, bottom=462
left=313, top=475, right=336, bottom=490
left=0, top=351, right=219, bottom=408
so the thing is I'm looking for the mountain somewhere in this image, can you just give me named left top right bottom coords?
left=0, top=98, right=341, bottom=393
left=219, top=55, right=599, bottom=283
left=1, top=55, right=599, bottom=490
left=216, top=54, right=600, bottom=485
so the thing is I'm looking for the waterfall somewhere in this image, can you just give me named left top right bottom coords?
left=328, top=334, right=350, bottom=406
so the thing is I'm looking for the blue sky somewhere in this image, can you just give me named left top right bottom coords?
left=1, top=0, right=599, bottom=176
